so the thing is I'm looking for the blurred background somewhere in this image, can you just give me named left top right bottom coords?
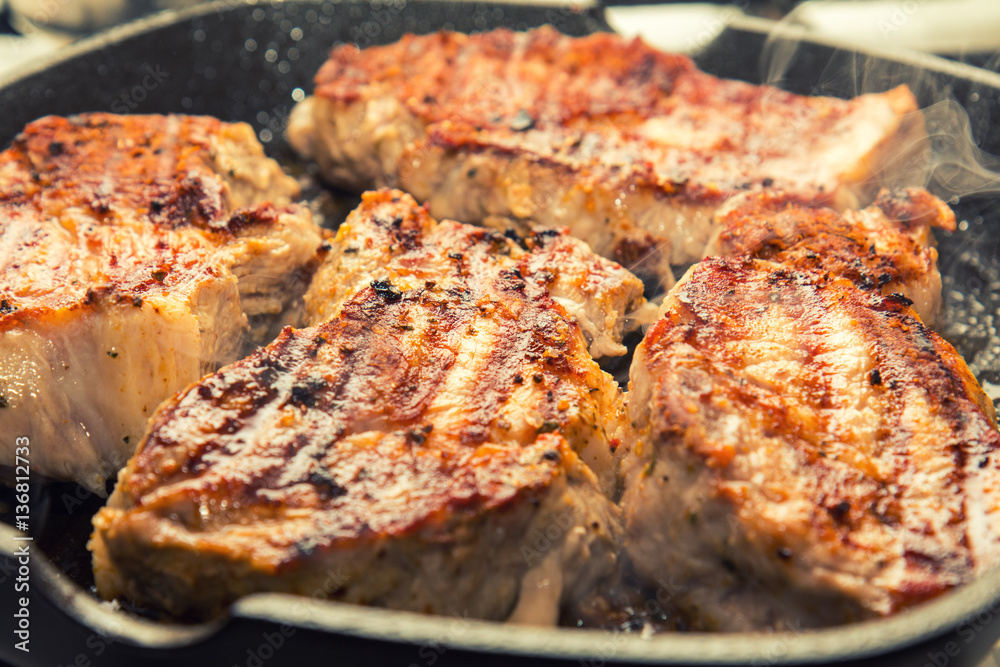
left=2, top=0, right=1000, bottom=80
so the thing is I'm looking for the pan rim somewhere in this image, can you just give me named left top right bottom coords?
left=6, top=516, right=1000, bottom=663
left=2, top=1, right=1000, bottom=663
left=726, top=13, right=1000, bottom=92
left=0, top=0, right=604, bottom=93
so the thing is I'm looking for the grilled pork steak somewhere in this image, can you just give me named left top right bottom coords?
left=0, top=114, right=323, bottom=493
left=619, top=256, right=1000, bottom=631
left=303, top=187, right=649, bottom=360
left=705, top=187, right=956, bottom=325
left=289, top=27, right=925, bottom=283
left=91, top=189, right=641, bottom=622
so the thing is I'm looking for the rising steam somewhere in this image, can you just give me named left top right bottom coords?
left=758, top=2, right=1000, bottom=201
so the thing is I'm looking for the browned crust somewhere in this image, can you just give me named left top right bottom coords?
left=708, top=187, right=954, bottom=293
left=101, top=189, right=616, bottom=555
left=315, top=28, right=692, bottom=125
left=313, top=27, right=920, bottom=206
left=4, top=114, right=247, bottom=225
left=640, top=257, right=1000, bottom=611
left=872, top=187, right=956, bottom=231
left=0, top=114, right=301, bottom=332
left=94, top=429, right=581, bottom=619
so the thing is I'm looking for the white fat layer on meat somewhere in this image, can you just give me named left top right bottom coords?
left=0, top=217, right=322, bottom=494
left=286, top=97, right=317, bottom=160
left=639, top=115, right=732, bottom=151
left=407, top=144, right=706, bottom=274
left=552, top=296, right=623, bottom=359
left=290, top=63, right=925, bottom=282
left=0, top=119, right=322, bottom=491
left=506, top=541, right=565, bottom=626
left=0, top=302, right=207, bottom=494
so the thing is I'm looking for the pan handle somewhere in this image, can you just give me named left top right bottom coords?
left=598, top=0, right=786, bottom=7
left=0, top=522, right=223, bottom=667
left=595, top=0, right=763, bottom=53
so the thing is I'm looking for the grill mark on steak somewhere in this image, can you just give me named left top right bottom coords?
left=93, top=190, right=631, bottom=620
left=622, top=254, right=1000, bottom=630
left=291, top=27, right=925, bottom=285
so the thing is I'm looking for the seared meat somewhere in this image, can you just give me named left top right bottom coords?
left=288, top=27, right=925, bottom=283
left=91, top=190, right=639, bottom=622
left=304, top=189, right=648, bottom=359
left=619, top=257, right=1000, bottom=631
left=705, top=187, right=955, bottom=325
left=302, top=191, right=645, bottom=494
left=0, top=114, right=323, bottom=493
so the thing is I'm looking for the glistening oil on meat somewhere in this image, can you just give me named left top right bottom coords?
left=0, top=24, right=998, bottom=641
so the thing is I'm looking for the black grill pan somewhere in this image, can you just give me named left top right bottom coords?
left=2, top=3, right=1000, bottom=665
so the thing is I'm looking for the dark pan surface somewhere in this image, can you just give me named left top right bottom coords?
left=2, top=2, right=1000, bottom=666
left=0, top=0, right=606, bottom=147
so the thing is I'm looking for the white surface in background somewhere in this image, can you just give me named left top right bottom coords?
left=604, top=4, right=739, bottom=54
left=607, top=0, right=1000, bottom=56
left=795, top=0, right=1000, bottom=54
left=0, top=32, right=71, bottom=80
left=3, top=0, right=999, bottom=81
